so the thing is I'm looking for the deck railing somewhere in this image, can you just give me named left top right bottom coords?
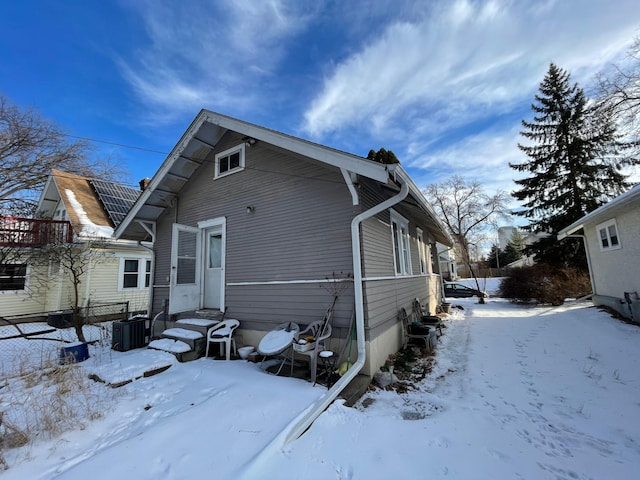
left=0, top=216, right=73, bottom=247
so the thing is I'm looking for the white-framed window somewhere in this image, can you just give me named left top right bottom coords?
left=416, top=228, right=427, bottom=275
left=119, top=257, right=152, bottom=290
left=214, top=144, right=245, bottom=179
left=391, top=210, right=412, bottom=276
left=597, top=219, right=621, bottom=251
left=0, top=263, right=27, bottom=292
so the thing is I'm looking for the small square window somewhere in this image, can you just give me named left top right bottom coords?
left=597, top=219, right=621, bottom=251
left=0, top=264, right=27, bottom=291
left=123, top=259, right=139, bottom=288
left=215, top=145, right=245, bottom=179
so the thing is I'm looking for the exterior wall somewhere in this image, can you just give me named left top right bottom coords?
left=583, top=200, right=640, bottom=321
left=2, top=244, right=150, bottom=319
left=151, top=132, right=359, bottom=336
left=1, top=263, right=48, bottom=317
left=357, top=178, right=443, bottom=375
left=148, top=134, right=446, bottom=377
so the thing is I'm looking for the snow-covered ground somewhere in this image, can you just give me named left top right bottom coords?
left=2, top=284, right=640, bottom=479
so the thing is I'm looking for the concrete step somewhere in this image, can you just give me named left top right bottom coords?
left=148, top=338, right=199, bottom=362
left=160, top=327, right=206, bottom=357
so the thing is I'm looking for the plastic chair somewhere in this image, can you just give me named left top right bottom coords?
left=205, top=319, right=239, bottom=360
left=399, top=307, right=435, bottom=351
left=412, top=298, right=443, bottom=336
left=295, top=321, right=332, bottom=384
left=257, top=322, right=300, bottom=376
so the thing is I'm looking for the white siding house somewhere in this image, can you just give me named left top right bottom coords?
left=558, top=184, right=640, bottom=321
left=0, top=170, right=151, bottom=321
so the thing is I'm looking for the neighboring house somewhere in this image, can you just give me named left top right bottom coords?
left=0, top=170, right=151, bottom=320
left=558, top=184, right=640, bottom=322
left=498, top=226, right=550, bottom=269
left=437, top=243, right=457, bottom=281
left=115, top=110, right=453, bottom=376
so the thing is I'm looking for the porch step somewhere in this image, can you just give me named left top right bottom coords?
left=161, top=327, right=206, bottom=357
left=148, top=338, right=199, bottom=362
left=175, top=318, right=219, bottom=337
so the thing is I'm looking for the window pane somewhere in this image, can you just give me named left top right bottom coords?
left=178, top=231, right=197, bottom=257
left=219, top=156, right=229, bottom=173
left=229, top=152, right=240, bottom=169
left=208, top=234, right=222, bottom=268
left=177, top=258, right=196, bottom=284
left=123, top=273, right=138, bottom=288
left=599, top=228, right=609, bottom=248
left=0, top=264, right=26, bottom=291
left=392, top=222, right=402, bottom=274
left=608, top=225, right=619, bottom=246
left=124, top=259, right=139, bottom=273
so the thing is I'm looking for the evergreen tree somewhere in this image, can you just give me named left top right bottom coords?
left=510, top=63, right=635, bottom=268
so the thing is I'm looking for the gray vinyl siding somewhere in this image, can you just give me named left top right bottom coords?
left=152, top=131, right=358, bottom=333
left=357, top=178, right=442, bottom=344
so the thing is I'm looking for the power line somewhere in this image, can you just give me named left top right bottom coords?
left=63, top=133, right=169, bottom=155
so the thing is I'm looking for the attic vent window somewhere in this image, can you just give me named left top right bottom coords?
left=214, top=144, right=245, bottom=179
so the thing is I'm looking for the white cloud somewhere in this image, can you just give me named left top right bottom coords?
left=302, top=0, right=639, bottom=138
left=118, top=0, right=315, bottom=124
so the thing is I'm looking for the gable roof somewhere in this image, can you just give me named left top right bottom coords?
left=114, top=110, right=453, bottom=246
left=558, top=184, right=640, bottom=239
left=37, top=170, right=140, bottom=238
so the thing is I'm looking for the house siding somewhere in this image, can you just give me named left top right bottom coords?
left=583, top=200, right=640, bottom=319
left=151, top=132, right=359, bottom=333
left=146, top=133, right=446, bottom=376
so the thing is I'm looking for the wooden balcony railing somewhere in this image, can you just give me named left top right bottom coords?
left=0, top=216, right=73, bottom=247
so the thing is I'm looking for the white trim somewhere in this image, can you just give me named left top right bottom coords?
left=214, top=143, right=245, bottom=179
left=596, top=218, right=622, bottom=251
left=362, top=273, right=437, bottom=282
left=197, top=217, right=227, bottom=230
left=227, top=278, right=353, bottom=286
left=117, top=256, right=152, bottom=291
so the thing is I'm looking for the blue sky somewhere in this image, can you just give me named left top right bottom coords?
left=1, top=0, right=639, bottom=206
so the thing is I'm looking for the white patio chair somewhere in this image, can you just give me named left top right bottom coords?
left=295, top=320, right=332, bottom=384
left=205, top=319, right=239, bottom=360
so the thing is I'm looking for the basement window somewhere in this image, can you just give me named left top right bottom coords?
left=597, top=219, right=621, bottom=251
left=214, top=144, right=245, bottom=179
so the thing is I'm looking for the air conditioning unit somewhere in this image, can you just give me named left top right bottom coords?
left=112, top=317, right=148, bottom=351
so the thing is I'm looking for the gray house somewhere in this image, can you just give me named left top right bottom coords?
left=115, top=110, right=453, bottom=375
left=558, top=184, right=640, bottom=322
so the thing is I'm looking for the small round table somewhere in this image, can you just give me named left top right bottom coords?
left=317, top=350, right=338, bottom=387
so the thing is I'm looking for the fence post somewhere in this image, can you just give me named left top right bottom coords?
left=125, top=301, right=129, bottom=320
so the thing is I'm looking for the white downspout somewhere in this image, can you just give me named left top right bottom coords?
left=565, top=234, right=595, bottom=295
left=282, top=179, right=410, bottom=444
left=136, top=221, right=156, bottom=316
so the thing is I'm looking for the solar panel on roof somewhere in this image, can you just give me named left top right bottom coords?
left=90, top=179, right=141, bottom=227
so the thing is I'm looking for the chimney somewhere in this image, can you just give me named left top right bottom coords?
left=139, top=178, right=151, bottom=191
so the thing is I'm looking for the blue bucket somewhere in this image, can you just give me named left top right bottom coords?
left=59, top=343, right=90, bottom=364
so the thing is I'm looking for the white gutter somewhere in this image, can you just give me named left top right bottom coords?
left=282, top=179, right=410, bottom=444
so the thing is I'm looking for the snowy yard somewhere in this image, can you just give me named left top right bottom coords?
left=2, top=289, right=640, bottom=479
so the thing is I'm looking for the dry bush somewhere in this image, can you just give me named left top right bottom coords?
left=500, top=264, right=591, bottom=306
left=0, top=349, right=117, bottom=469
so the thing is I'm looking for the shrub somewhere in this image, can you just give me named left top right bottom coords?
left=500, top=264, right=591, bottom=306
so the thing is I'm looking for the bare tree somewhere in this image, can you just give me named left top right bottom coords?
left=425, top=176, right=509, bottom=302
left=0, top=96, right=125, bottom=216
left=597, top=38, right=640, bottom=153
left=31, top=239, right=108, bottom=344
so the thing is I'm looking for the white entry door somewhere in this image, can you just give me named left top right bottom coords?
left=203, top=227, right=224, bottom=310
left=169, top=224, right=201, bottom=314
